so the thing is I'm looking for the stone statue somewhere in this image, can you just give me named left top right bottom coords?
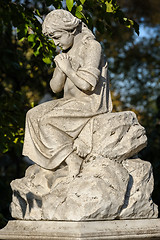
left=22, top=9, right=112, bottom=178
left=10, top=9, right=158, bottom=221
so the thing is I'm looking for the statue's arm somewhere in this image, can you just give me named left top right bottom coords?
left=55, top=40, right=102, bottom=92
left=50, top=66, right=66, bottom=93
left=67, top=40, right=102, bottom=91
left=66, top=68, right=92, bottom=91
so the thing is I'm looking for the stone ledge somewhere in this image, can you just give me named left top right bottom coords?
left=0, top=219, right=160, bottom=240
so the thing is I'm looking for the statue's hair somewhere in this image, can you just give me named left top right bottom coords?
left=42, top=10, right=81, bottom=35
left=42, top=9, right=94, bottom=39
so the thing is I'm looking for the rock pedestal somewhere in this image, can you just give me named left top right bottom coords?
left=10, top=111, right=158, bottom=221
left=0, top=111, right=159, bottom=240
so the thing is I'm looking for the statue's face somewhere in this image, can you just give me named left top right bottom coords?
left=51, top=31, right=74, bottom=50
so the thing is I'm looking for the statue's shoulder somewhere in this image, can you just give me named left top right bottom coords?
left=81, top=35, right=102, bottom=53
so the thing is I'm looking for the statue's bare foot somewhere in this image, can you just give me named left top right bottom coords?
left=65, top=152, right=83, bottom=178
left=73, top=138, right=91, bottom=158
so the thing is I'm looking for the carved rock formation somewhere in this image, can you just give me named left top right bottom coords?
left=10, top=111, right=158, bottom=220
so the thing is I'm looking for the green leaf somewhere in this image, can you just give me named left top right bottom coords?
left=75, top=5, right=86, bottom=19
left=28, top=34, right=35, bottom=42
left=123, top=18, right=138, bottom=35
left=33, top=41, right=42, bottom=56
left=80, top=0, right=86, bottom=4
left=31, top=102, right=35, bottom=108
left=13, top=137, right=19, bottom=144
left=2, top=148, right=9, bottom=154
left=76, top=4, right=83, bottom=12
left=105, top=1, right=113, bottom=13
left=36, top=9, right=41, bottom=17
left=42, top=57, right=52, bottom=64
left=66, top=0, right=74, bottom=11
left=19, top=37, right=25, bottom=42
left=75, top=11, right=84, bottom=19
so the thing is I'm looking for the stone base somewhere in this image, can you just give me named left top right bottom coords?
left=0, top=219, right=160, bottom=239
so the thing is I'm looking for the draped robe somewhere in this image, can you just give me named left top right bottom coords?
left=22, top=34, right=112, bottom=169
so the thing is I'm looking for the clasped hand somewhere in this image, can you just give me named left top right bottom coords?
left=54, top=53, right=72, bottom=74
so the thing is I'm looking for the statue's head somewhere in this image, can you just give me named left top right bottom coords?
left=42, top=10, right=81, bottom=50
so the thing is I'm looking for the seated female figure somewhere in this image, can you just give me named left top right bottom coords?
left=22, top=9, right=112, bottom=177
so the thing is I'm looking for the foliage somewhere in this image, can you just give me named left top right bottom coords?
left=1, top=0, right=139, bottom=65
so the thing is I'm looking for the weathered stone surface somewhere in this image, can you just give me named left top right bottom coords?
left=1, top=219, right=160, bottom=240
left=10, top=165, right=56, bottom=220
left=10, top=155, right=158, bottom=220
left=11, top=158, right=129, bottom=220
left=10, top=111, right=157, bottom=221
left=85, top=111, right=147, bottom=162
left=43, top=157, right=130, bottom=221
left=120, top=158, right=158, bottom=219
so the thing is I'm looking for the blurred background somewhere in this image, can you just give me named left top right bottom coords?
left=0, top=0, right=160, bottom=228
